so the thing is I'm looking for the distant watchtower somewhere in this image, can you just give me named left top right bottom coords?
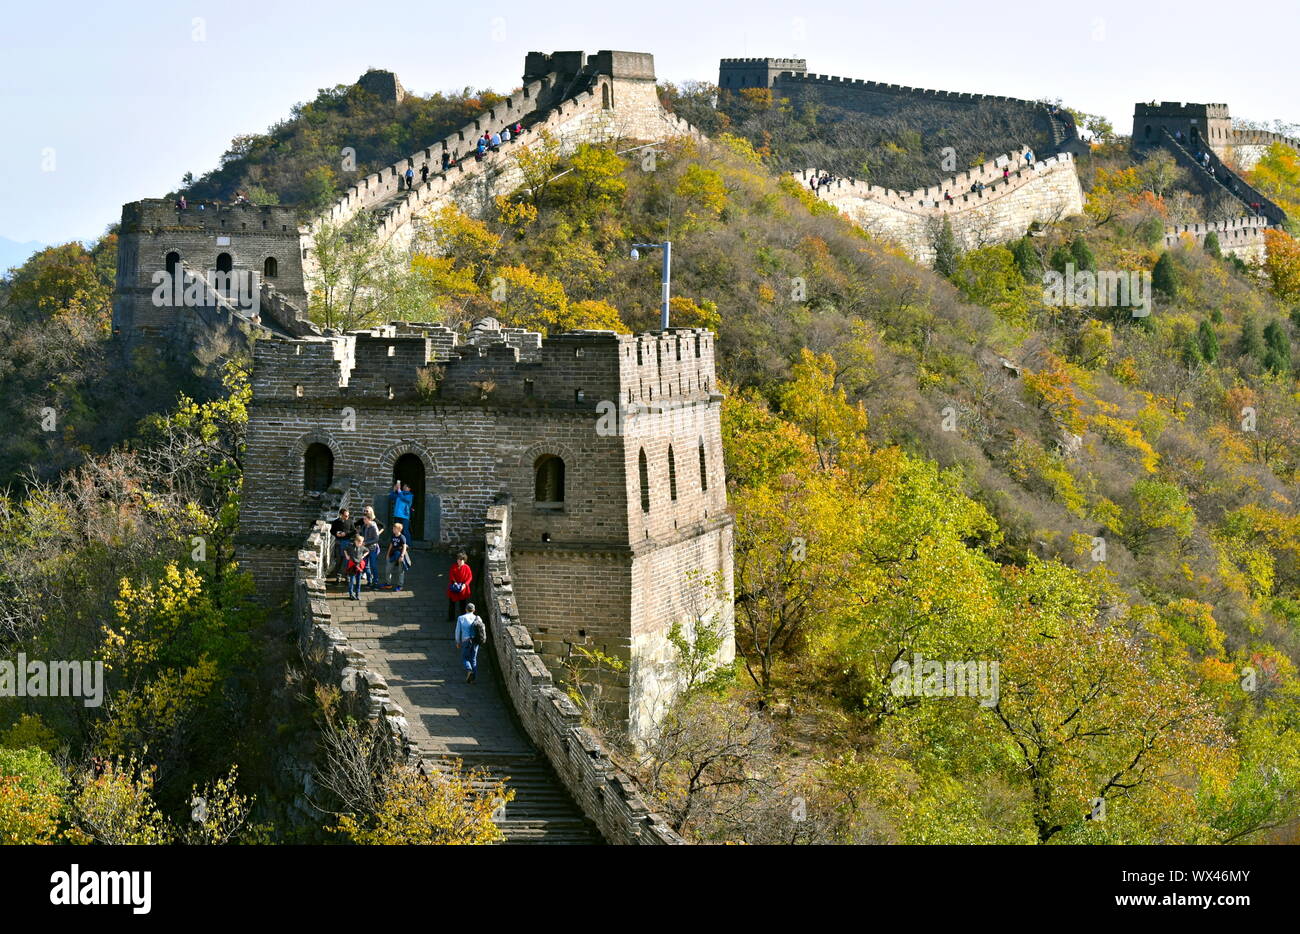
left=356, top=68, right=407, bottom=104
left=718, top=57, right=807, bottom=91
left=1133, top=102, right=1233, bottom=156
left=112, top=199, right=308, bottom=345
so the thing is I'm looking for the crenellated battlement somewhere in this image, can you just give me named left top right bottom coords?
left=251, top=319, right=719, bottom=410
left=120, top=198, right=302, bottom=235
left=797, top=148, right=1077, bottom=216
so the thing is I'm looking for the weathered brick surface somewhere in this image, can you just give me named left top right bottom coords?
left=799, top=149, right=1086, bottom=266
left=484, top=504, right=684, bottom=844
left=238, top=318, right=735, bottom=741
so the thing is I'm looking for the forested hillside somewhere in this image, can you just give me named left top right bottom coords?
left=4, top=73, right=1300, bottom=844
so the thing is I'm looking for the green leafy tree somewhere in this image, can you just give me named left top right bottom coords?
left=1152, top=252, right=1178, bottom=297
left=1197, top=319, right=1220, bottom=363
left=933, top=218, right=958, bottom=278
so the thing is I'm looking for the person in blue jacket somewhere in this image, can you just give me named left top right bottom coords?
left=388, top=480, right=414, bottom=535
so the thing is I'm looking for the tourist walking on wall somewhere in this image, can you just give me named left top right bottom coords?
left=454, top=602, right=486, bottom=683
left=490, top=130, right=501, bottom=152
left=405, top=166, right=414, bottom=190
left=384, top=521, right=411, bottom=591
left=361, top=506, right=384, bottom=589
left=513, top=121, right=523, bottom=137
left=447, top=551, right=473, bottom=622
left=475, top=138, right=486, bottom=162
left=345, top=533, right=367, bottom=600
left=420, top=163, right=429, bottom=184
left=441, top=150, right=452, bottom=172
left=501, top=125, right=512, bottom=144
left=1024, top=148, right=1035, bottom=166
left=330, top=507, right=352, bottom=582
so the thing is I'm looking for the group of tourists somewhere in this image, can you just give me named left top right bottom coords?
left=396, top=121, right=527, bottom=190
left=330, top=481, right=415, bottom=598
left=808, top=171, right=838, bottom=192
left=474, top=121, right=525, bottom=163
left=327, top=487, right=487, bottom=684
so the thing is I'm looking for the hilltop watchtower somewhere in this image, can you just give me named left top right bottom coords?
left=1133, top=102, right=1233, bottom=156
left=718, top=57, right=808, bottom=90
left=112, top=198, right=308, bottom=345
left=237, top=318, right=735, bottom=739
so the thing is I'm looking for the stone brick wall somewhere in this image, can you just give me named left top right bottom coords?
left=718, top=56, right=808, bottom=89
left=1163, top=215, right=1268, bottom=262
left=1228, top=129, right=1300, bottom=171
left=483, top=504, right=684, bottom=844
left=1133, top=102, right=1233, bottom=156
left=113, top=199, right=306, bottom=341
left=302, top=50, right=704, bottom=287
left=238, top=319, right=734, bottom=739
left=800, top=149, right=1085, bottom=265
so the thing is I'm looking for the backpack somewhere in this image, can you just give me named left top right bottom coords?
left=472, top=616, right=487, bottom=646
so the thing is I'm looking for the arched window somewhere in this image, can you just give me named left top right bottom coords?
left=303, top=443, right=333, bottom=493
left=638, top=449, right=650, bottom=513
left=698, top=440, right=708, bottom=491
left=263, top=256, right=278, bottom=278
left=534, top=454, right=565, bottom=508
left=165, top=251, right=180, bottom=276
left=216, top=252, right=233, bottom=273
left=668, top=445, right=678, bottom=501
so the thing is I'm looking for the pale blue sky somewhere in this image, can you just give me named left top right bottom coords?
left=1, top=0, right=1295, bottom=253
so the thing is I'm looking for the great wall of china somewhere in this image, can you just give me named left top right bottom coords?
left=797, top=149, right=1085, bottom=265
left=105, top=50, right=1299, bottom=843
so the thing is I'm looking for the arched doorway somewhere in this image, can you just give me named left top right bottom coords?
left=392, top=453, right=425, bottom=540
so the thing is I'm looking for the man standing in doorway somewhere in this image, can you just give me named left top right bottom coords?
left=388, top=480, right=413, bottom=538
left=454, top=602, right=486, bottom=683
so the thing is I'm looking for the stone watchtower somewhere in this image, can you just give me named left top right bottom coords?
left=112, top=198, right=308, bottom=345
left=356, top=68, right=407, bottom=104
left=236, top=319, right=735, bottom=739
left=1133, top=102, right=1233, bottom=156
left=718, top=57, right=808, bottom=91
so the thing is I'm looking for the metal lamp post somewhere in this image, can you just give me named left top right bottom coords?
left=630, top=240, right=672, bottom=330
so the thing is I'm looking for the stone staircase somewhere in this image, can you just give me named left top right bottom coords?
left=326, top=547, right=600, bottom=844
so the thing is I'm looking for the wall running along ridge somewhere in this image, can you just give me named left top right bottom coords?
left=798, top=149, right=1085, bottom=265
left=301, top=52, right=705, bottom=292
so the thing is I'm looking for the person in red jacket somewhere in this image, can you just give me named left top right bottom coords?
left=447, top=551, right=473, bottom=622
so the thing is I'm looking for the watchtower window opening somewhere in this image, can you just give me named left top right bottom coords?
left=387, top=344, right=395, bottom=357
left=303, top=443, right=333, bottom=493
left=164, top=251, right=181, bottom=276
left=216, top=252, right=233, bottom=272
left=668, top=445, right=678, bottom=502
left=698, top=440, right=708, bottom=491
left=263, top=256, right=278, bottom=278
left=638, top=449, right=651, bottom=513
left=534, top=455, right=565, bottom=508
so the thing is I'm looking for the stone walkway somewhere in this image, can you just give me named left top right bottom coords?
left=326, top=548, right=599, bottom=844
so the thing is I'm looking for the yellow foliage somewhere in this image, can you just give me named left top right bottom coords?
left=335, top=762, right=510, bottom=845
